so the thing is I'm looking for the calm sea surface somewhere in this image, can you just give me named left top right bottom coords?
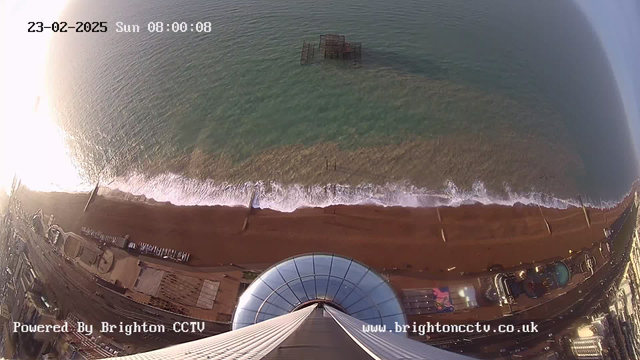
left=46, top=0, right=638, bottom=210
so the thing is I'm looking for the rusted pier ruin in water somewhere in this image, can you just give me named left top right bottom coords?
left=300, top=41, right=315, bottom=65
left=300, top=34, right=362, bottom=66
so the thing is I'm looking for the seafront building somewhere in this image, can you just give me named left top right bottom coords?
left=570, top=335, right=605, bottom=359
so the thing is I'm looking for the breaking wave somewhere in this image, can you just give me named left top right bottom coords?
left=100, top=172, right=627, bottom=213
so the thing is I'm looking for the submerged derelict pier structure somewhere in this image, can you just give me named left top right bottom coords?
left=300, top=34, right=362, bottom=66
left=300, top=41, right=316, bottom=65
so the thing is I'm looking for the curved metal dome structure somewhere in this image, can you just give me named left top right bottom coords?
left=116, top=303, right=472, bottom=360
left=232, top=253, right=407, bottom=334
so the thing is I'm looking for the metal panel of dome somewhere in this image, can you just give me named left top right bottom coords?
left=232, top=253, right=407, bottom=335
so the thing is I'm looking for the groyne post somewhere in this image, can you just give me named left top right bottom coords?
left=538, top=205, right=552, bottom=235
left=600, top=198, right=607, bottom=225
left=437, top=208, right=446, bottom=242
left=578, top=195, right=591, bottom=228
left=83, top=182, right=100, bottom=213
left=242, top=189, right=257, bottom=232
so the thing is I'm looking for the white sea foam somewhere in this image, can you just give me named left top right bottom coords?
left=101, top=172, right=627, bottom=212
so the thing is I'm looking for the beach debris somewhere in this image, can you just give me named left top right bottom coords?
left=447, top=266, right=456, bottom=272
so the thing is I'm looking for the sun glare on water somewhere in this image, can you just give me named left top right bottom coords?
left=1, top=0, right=89, bottom=195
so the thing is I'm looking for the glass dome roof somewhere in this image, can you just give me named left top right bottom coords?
left=553, top=262, right=570, bottom=287
left=232, top=253, right=407, bottom=334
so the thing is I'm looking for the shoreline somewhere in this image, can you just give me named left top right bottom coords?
left=99, top=180, right=629, bottom=212
left=12, top=186, right=636, bottom=275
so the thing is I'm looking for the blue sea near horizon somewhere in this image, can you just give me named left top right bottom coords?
left=44, top=0, right=639, bottom=211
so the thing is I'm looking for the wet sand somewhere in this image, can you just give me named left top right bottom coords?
left=14, top=187, right=634, bottom=275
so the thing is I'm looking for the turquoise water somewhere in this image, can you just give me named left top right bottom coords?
left=46, top=0, right=638, bottom=210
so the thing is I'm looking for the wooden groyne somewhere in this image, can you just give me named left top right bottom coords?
left=242, top=189, right=257, bottom=231
left=83, top=182, right=99, bottom=213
